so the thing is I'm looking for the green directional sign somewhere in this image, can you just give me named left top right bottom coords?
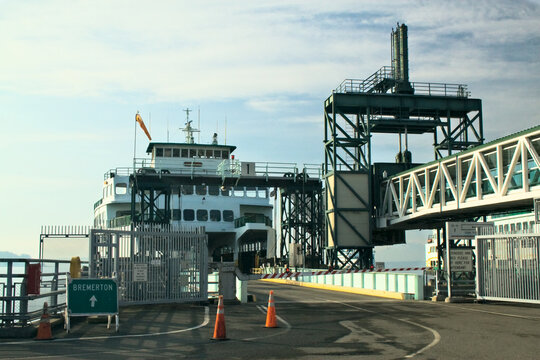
left=67, top=278, right=118, bottom=315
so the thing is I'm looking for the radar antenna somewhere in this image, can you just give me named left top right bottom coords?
left=181, top=108, right=200, bottom=144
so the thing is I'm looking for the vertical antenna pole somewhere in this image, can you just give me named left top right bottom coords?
left=198, top=107, right=201, bottom=143
left=225, top=116, right=227, bottom=145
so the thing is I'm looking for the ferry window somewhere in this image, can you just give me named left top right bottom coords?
left=504, top=224, right=509, bottom=232
left=511, top=224, right=516, bottom=232
left=214, top=150, right=221, bottom=158
left=156, top=148, right=163, bottom=157
left=516, top=223, right=522, bottom=231
left=498, top=225, right=503, bottom=233
left=173, top=149, right=180, bottom=157
left=523, top=222, right=529, bottom=232
left=181, top=149, right=188, bottom=158
left=222, top=150, right=229, bottom=159
left=182, top=185, right=193, bottom=195
left=197, top=209, right=208, bottom=221
left=208, top=186, right=219, bottom=196
left=164, top=148, right=172, bottom=157
left=189, top=149, right=196, bottom=158
left=196, top=185, right=207, bottom=195
left=198, top=149, right=205, bottom=157
left=183, top=209, right=194, bottom=221
left=258, top=188, right=267, bottom=198
left=221, top=186, right=230, bottom=196
left=206, top=150, right=213, bottom=158
left=210, top=210, right=221, bottom=222
left=116, top=210, right=130, bottom=217
left=172, top=209, right=181, bottom=220
left=246, top=187, right=257, bottom=198
left=223, top=210, right=234, bottom=222
left=115, top=183, right=127, bottom=195
left=234, top=188, right=244, bottom=197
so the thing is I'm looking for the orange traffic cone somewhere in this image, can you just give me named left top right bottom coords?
left=212, top=295, right=228, bottom=340
left=265, top=290, right=278, bottom=328
left=35, top=302, right=53, bottom=340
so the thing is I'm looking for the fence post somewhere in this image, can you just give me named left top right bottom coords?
left=51, top=262, right=59, bottom=311
left=20, top=262, right=29, bottom=326
left=6, top=261, right=13, bottom=326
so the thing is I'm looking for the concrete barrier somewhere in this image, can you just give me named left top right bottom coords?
left=261, top=268, right=424, bottom=300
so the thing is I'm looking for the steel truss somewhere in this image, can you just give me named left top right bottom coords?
left=279, top=176, right=324, bottom=268
left=131, top=182, right=171, bottom=224
left=129, top=171, right=324, bottom=268
left=324, top=72, right=484, bottom=268
left=379, top=126, right=540, bottom=229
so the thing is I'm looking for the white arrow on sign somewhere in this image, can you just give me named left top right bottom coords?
left=89, top=295, right=97, bottom=308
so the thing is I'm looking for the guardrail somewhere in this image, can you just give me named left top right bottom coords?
left=0, top=259, right=87, bottom=327
left=335, top=76, right=469, bottom=98
left=105, top=160, right=323, bottom=181
left=234, top=215, right=272, bottom=228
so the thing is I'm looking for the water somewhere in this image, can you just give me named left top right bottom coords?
left=1, top=262, right=69, bottom=322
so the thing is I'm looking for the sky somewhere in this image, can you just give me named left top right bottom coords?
left=1, top=0, right=539, bottom=262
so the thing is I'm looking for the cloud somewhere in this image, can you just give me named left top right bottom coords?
left=2, top=0, right=538, bottom=107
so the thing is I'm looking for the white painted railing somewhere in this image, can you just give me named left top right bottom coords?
left=378, top=127, right=540, bottom=228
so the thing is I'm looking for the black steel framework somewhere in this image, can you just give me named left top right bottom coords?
left=324, top=23, right=484, bottom=269
left=129, top=171, right=324, bottom=269
left=280, top=174, right=324, bottom=268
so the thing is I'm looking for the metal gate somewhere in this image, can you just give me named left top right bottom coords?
left=90, top=226, right=208, bottom=305
left=476, top=234, right=540, bottom=304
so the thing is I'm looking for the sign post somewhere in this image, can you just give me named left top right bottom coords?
left=445, top=222, right=493, bottom=299
left=66, top=277, right=119, bottom=332
left=534, top=198, right=540, bottom=224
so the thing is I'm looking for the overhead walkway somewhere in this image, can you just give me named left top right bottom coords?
left=377, top=125, right=540, bottom=230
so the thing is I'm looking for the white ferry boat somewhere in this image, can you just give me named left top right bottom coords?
left=93, top=111, right=276, bottom=270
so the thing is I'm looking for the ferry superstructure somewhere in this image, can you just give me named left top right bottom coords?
left=93, top=112, right=275, bottom=269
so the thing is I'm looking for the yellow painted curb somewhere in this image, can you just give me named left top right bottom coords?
left=260, top=278, right=408, bottom=300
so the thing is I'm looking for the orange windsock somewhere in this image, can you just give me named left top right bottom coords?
left=35, top=302, right=53, bottom=340
left=136, top=113, right=152, bottom=141
left=265, top=290, right=278, bottom=328
left=212, top=295, right=228, bottom=340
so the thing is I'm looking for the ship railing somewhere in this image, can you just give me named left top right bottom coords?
left=217, top=159, right=242, bottom=180
left=254, top=162, right=323, bottom=180
left=105, top=160, right=323, bottom=181
left=234, top=214, right=272, bottom=228
left=0, top=258, right=87, bottom=328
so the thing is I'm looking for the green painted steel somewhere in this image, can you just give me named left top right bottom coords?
left=67, top=278, right=118, bottom=315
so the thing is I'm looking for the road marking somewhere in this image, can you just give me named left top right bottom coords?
left=1, top=306, right=210, bottom=347
left=328, top=300, right=441, bottom=358
left=242, top=305, right=291, bottom=341
left=428, top=302, right=540, bottom=320
left=400, top=318, right=441, bottom=358
left=335, top=320, right=388, bottom=343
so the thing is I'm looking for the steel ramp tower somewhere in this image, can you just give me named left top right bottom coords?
left=324, top=23, right=484, bottom=269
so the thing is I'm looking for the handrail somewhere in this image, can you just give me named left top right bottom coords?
left=335, top=68, right=470, bottom=98
left=105, top=160, right=323, bottom=181
left=234, top=214, right=272, bottom=228
left=1, top=258, right=87, bottom=327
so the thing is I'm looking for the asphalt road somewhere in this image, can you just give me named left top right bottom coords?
left=1, top=281, right=539, bottom=359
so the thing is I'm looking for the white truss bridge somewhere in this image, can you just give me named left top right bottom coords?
left=378, top=126, right=540, bottom=229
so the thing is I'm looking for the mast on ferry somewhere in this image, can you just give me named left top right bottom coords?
left=181, top=108, right=200, bottom=144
